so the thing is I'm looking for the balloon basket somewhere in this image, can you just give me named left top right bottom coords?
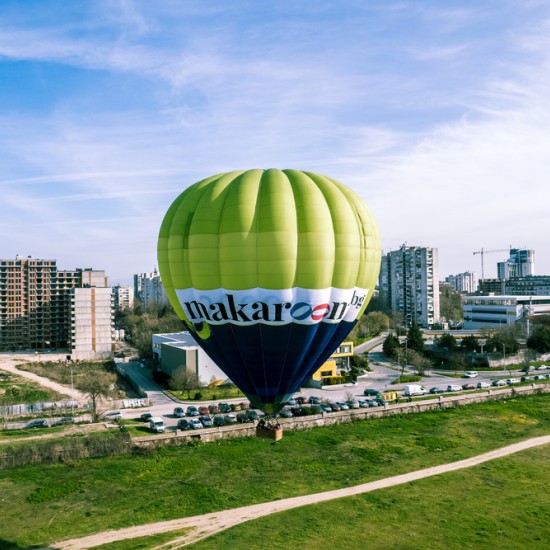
left=256, top=423, right=283, bottom=441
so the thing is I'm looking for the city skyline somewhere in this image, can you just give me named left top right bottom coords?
left=1, top=1, right=550, bottom=285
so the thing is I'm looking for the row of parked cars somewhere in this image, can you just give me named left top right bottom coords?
left=25, top=417, right=74, bottom=429
left=428, top=374, right=550, bottom=395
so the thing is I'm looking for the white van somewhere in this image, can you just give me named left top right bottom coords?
left=402, top=384, right=427, bottom=397
left=446, top=385, right=463, bottom=392
left=149, top=417, right=166, bottom=433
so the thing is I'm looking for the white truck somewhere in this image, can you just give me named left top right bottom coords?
left=149, top=417, right=166, bottom=433
left=402, top=384, right=427, bottom=397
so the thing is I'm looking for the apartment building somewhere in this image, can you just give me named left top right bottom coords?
left=0, top=256, right=113, bottom=358
left=133, top=269, right=167, bottom=308
left=445, top=271, right=478, bottom=293
left=112, top=285, right=134, bottom=312
left=378, top=245, right=440, bottom=327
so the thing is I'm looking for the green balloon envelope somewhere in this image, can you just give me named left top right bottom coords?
left=158, top=169, right=381, bottom=414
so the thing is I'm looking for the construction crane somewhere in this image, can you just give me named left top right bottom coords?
left=472, top=247, right=510, bottom=282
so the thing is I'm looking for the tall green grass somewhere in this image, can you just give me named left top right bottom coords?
left=0, top=394, right=548, bottom=548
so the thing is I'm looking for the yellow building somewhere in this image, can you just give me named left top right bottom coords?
left=311, top=341, right=354, bottom=381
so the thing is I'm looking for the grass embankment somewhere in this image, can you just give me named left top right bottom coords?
left=191, top=446, right=550, bottom=550
left=167, top=385, right=245, bottom=402
left=0, top=370, right=66, bottom=406
left=0, top=394, right=549, bottom=548
left=16, top=359, right=114, bottom=390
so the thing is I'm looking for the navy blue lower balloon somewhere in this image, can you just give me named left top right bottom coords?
left=188, top=321, right=356, bottom=415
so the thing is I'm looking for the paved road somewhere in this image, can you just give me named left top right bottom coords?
left=50, top=434, right=550, bottom=549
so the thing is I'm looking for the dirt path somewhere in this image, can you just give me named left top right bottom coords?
left=50, top=434, right=550, bottom=550
left=0, top=354, right=84, bottom=401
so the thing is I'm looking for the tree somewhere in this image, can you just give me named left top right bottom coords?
left=485, top=326, right=520, bottom=355
left=405, top=349, right=431, bottom=376
left=116, top=303, right=184, bottom=363
left=437, top=333, right=457, bottom=352
left=407, top=322, right=424, bottom=353
left=527, top=325, right=550, bottom=353
left=80, top=371, right=116, bottom=422
left=439, top=285, right=463, bottom=322
left=170, top=366, right=200, bottom=399
left=382, top=333, right=400, bottom=357
left=362, top=311, right=390, bottom=336
left=461, top=335, right=479, bottom=353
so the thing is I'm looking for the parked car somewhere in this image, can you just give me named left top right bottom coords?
left=186, top=406, right=199, bottom=416
left=177, top=418, right=192, bottom=430
left=336, top=401, right=349, bottom=410
left=535, top=365, right=548, bottom=370
left=246, top=409, right=260, bottom=421
left=218, top=403, right=232, bottom=413
left=403, top=384, right=427, bottom=396
left=278, top=408, right=293, bottom=418
left=224, top=414, right=237, bottom=424
left=429, top=387, right=444, bottom=394
left=173, top=407, right=185, bottom=418
left=149, top=417, right=166, bottom=433
left=477, top=381, right=491, bottom=389
left=199, top=415, right=213, bottom=427
left=239, top=401, right=250, bottom=410
left=375, top=397, right=388, bottom=406
left=286, top=398, right=297, bottom=406
left=208, top=404, right=220, bottom=414
left=446, top=385, right=463, bottom=392
left=231, top=403, right=242, bottom=412
left=321, top=403, right=333, bottom=412
left=491, top=379, right=507, bottom=387
left=236, top=412, right=250, bottom=423
left=364, top=388, right=381, bottom=397
left=296, top=396, right=308, bottom=405
left=311, top=404, right=324, bottom=414
left=140, top=412, right=153, bottom=422
left=365, top=399, right=379, bottom=407
left=462, top=383, right=476, bottom=390
left=189, top=418, right=203, bottom=429
left=346, top=400, right=360, bottom=409
left=26, top=419, right=48, bottom=429
left=213, top=415, right=225, bottom=427
left=309, top=395, right=321, bottom=404
left=102, top=410, right=122, bottom=421
left=464, top=371, right=479, bottom=378
left=329, top=402, right=341, bottom=412
left=506, top=378, right=521, bottom=385
left=198, top=406, right=210, bottom=415
left=534, top=374, right=546, bottom=381
left=357, top=400, right=369, bottom=408
left=52, top=417, right=73, bottom=426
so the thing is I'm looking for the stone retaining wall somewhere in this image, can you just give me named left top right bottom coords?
left=132, top=383, right=550, bottom=448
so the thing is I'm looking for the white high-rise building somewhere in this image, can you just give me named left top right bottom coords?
left=112, top=285, right=134, bottom=312
left=379, top=245, right=440, bottom=327
left=497, top=249, right=535, bottom=280
left=445, top=271, right=478, bottom=293
left=69, top=287, right=114, bottom=360
left=134, top=269, right=167, bottom=308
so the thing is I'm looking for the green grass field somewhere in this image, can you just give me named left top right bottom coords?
left=0, top=370, right=66, bottom=406
left=191, top=446, right=550, bottom=550
left=0, top=394, right=549, bottom=548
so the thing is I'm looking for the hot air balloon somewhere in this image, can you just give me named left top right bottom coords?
left=157, top=169, right=381, bottom=416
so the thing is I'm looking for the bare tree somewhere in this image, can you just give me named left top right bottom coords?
left=170, top=366, right=200, bottom=399
left=80, top=371, right=116, bottom=422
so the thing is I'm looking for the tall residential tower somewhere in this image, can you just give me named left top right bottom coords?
left=379, top=245, right=440, bottom=327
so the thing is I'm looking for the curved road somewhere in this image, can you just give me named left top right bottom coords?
left=51, top=434, right=550, bottom=550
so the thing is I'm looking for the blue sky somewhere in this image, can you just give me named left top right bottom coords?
left=1, top=0, right=549, bottom=285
